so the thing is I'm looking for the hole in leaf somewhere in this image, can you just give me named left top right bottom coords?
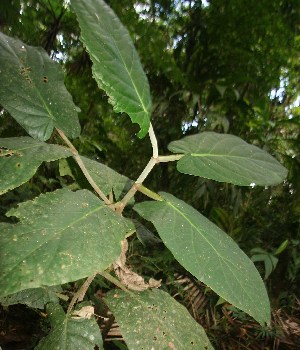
left=43, top=76, right=48, bottom=83
left=16, top=163, right=21, bottom=168
left=0, top=146, right=16, bottom=158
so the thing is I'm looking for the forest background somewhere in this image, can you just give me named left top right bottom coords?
left=0, top=0, right=300, bottom=349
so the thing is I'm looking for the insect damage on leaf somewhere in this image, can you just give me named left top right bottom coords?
left=0, top=147, right=20, bottom=158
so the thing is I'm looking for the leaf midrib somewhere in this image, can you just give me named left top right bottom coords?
left=163, top=199, right=256, bottom=309
left=82, top=1, right=150, bottom=120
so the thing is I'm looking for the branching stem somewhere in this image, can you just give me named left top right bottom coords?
left=118, top=123, right=184, bottom=210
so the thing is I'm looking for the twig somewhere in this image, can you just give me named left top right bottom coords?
left=56, top=128, right=111, bottom=205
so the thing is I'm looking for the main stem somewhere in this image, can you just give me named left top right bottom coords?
left=117, top=123, right=159, bottom=211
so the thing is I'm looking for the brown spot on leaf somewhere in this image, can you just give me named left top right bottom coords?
left=168, top=341, right=175, bottom=349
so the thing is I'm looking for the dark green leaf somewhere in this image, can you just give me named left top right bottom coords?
left=0, top=137, right=72, bottom=195
left=168, top=132, right=287, bottom=186
left=134, top=192, right=270, bottom=325
left=59, top=156, right=134, bottom=201
left=35, top=303, right=103, bottom=350
left=0, top=32, right=81, bottom=141
left=0, top=286, right=62, bottom=309
left=71, top=0, right=151, bottom=138
left=0, top=188, right=134, bottom=297
left=105, top=289, right=213, bottom=350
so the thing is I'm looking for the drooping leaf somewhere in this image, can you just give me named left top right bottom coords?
left=105, top=289, right=213, bottom=350
left=59, top=156, right=134, bottom=201
left=0, top=137, right=72, bottom=195
left=0, top=286, right=62, bottom=309
left=71, top=0, right=151, bottom=138
left=35, top=303, right=103, bottom=350
left=0, top=32, right=81, bottom=141
left=134, top=192, right=270, bottom=325
left=0, top=188, right=134, bottom=297
left=168, top=132, right=287, bottom=186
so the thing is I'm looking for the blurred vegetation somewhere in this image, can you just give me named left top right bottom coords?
left=0, top=0, right=300, bottom=348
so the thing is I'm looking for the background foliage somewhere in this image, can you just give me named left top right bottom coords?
left=0, top=0, right=300, bottom=349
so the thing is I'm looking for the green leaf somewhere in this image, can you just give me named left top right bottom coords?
left=0, top=32, right=80, bottom=141
left=71, top=0, right=151, bottom=138
left=168, top=132, right=287, bottom=186
left=35, top=303, right=103, bottom=350
left=134, top=192, right=270, bottom=325
left=0, top=188, right=134, bottom=297
left=274, top=239, right=289, bottom=255
left=59, top=156, right=134, bottom=201
left=105, top=289, right=213, bottom=350
left=0, top=286, right=62, bottom=309
left=0, top=137, right=72, bottom=195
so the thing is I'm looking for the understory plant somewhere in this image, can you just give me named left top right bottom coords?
left=0, top=0, right=288, bottom=349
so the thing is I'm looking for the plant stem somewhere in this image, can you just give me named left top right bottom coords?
left=138, top=184, right=163, bottom=201
left=157, top=154, right=183, bottom=162
left=149, top=123, right=158, bottom=158
left=56, top=128, right=111, bottom=205
left=67, top=273, right=97, bottom=314
left=118, top=124, right=183, bottom=210
left=99, top=271, right=132, bottom=294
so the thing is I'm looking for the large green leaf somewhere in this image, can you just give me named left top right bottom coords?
left=71, top=0, right=151, bottom=138
left=134, top=192, right=270, bottom=325
left=105, top=289, right=213, bottom=350
left=35, top=303, right=103, bottom=350
left=168, top=132, right=287, bottom=186
left=0, top=188, right=134, bottom=297
left=0, top=286, right=62, bottom=309
left=0, top=32, right=80, bottom=141
left=59, top=156, right=134, bottom=201
left=0, top=137, right=72, bottom=195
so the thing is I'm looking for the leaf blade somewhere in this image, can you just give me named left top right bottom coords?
left=71, top=0, right=151, bottom=138
left=168, top=132, right=287, bottom=186
left=59, top=156, right=134, bottom=201
left=105, top=289, right=213, bottom=350
left=0, top=137, right=72, bottom=195
left=0, top=188, right=134, bottom=296
left=35, top=303, right=103, bottom=350
left=134, top=192, right=270, bottom=325
left=0, top=286, right=62, bottom=309
left=0, top=32, right=81, bottom=141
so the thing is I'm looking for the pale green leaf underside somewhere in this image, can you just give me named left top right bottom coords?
left=0, top=188, right=134, bottom=297
left=0, top=137, right=72, bottom=195
left=105, top=289, right=213, bottom=350
left=36, top=303, right=103, bottom=350
left=0, top=32, right=80, bottom=141
left=71, top=0, right=151, bottom=138
left=168, top=132, right=287, bottom=186
left=59, top=156, right=134, bottom=201
left=134, top=192, right=270, bottom=325
left=0, top=286, right=62, bottom=309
